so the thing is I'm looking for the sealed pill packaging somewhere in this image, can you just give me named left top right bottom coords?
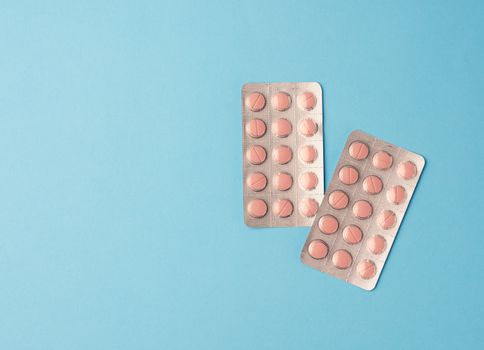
left=300, top=130, right=425, bottom=290
left=242, top=82, right=324, bottom=227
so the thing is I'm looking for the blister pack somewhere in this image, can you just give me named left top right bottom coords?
left=300, top=130, right=425, bottom=290
left=242, top=82, right=324, bottom=227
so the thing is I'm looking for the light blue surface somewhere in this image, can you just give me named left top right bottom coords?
left=0, top=1, right=483, bottom=349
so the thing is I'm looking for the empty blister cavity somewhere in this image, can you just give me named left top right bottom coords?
left=301, top=130, right=425, bottom=290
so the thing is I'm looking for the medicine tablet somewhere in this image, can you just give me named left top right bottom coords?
left=352, top=200, right=373, bottom=219
left=245, top=92, right=266, bottom=112
left=362, top=175, right=383, bottom=194
left=246, top=172, right=267, bottom=192
left=372, top=151, right=393, bottom=170
left=342, top=225, right=363, bottom=244
left=332, top=250, right=353, bottom=269
left=318, top=215, right=339, bottom=234
left=357, top=260, right=376, bottom=279
left=338, top=166, right=359, bottom=185
left=367, top=234, right=386, bottom=255
left=397, top=161, right=417, bottom=179
left=271, top=92, right=291, bottom=111
left=246, top=145, right=267, bottom=165
left=328, top=190, right=349, bottom=210
left=297, top=91, right=317, bottom=111
left=298, top=118, right=318, bottom=137
left=299, top=172, right=318, bottom=190
left=308, top=239, right=328, bottom=259
left=386, top=185, right=406, bottom=205
left=299, top=198, right=319, bottom=217
left=272, top=199, right=293, bottom=218
left=272, top=172, right=293, bottom=191
left=272, top=118, right=292, bottom=138
left=299, top=145, right=318, bottom=163
left=348, top=141, right=369, bottom=160
left=378, top=210, right=397, bottom=229
left=245, top=119, right=267, bottom=138
left=272, top=145, right=293, bottom=164
left=247, top=199, right=268, bottom=218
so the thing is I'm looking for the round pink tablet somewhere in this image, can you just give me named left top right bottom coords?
left=332, top=249, right=353, bottom=269
left=378, top=210, right=397, bottom=229
left=272, top=118, right=292, bottom=138
left=245, top=119, right=267, bottom=138
left=338, top=166, right=359, bottom=185
left=247, top=199, right=267, bottom=218
left=299, top=198, right=319, bottom=217
left=397, top=161, right=417, bottom=179
left=245, top=92, right=266, bottom=112
left=362, top=175, right=383, bottom=194
left=372, top=151, right=393, bottom=170
left=328, top=190, right=349, bottom=210
left=348, top=141, right=369, bottom=160
left=272, top=172, right=293, bottom=191
left=357, top=260, right=377, bottom=279
left=352, top=200, right=373, bottom=219
left=297, top=91, right=317, bottom=111
left=308, top=239, right=328, bottom=259
left=386, top=185, right=407, bottom=205
left=272, top=145, right=292, bottom=164
left=367, top=234, right=387, bottom=255
left=272, top=199, right=293, bottom=218
left=342, top=225, right=363, bottom=244
left=318, top=215, right=339, bottom=234
left=246, top=145, right=267, bottom=165
left=298, top=118, right=318, bottom=137
left=246, top=172, right=267, bottom=192
left=299, top=172, right=318, bottom=190
left=298, top=145, right=318, bottom=164
left=271, top=92, right=291, bottom=111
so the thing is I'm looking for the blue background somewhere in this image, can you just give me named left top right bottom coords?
left=0, top=1, right=483, bottom=349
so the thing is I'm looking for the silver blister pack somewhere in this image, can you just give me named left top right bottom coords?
left=301, top=130, right=425, bottom=290
left=242, top=82, right=324, bottom=227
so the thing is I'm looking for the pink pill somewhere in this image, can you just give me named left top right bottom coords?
left=271, top=92, right=292, bottom=111
left=328, top=190, right=349, bottom=210
left=272, top=145, right=293, bottom=164
left=246, top=172, right=267, bottom=192
left=246, top=145, right=267, bottom=165
left=318, top=215, right=339, bottom=234
left=299, top=198, right=319, bottom=217
left=245, top=119, right=266, bottom=138
left=378, top=210, right=397, bottom=229
left=332, top=249, right=353, bottom=269
left=357, top=259, right=377, bottom=279
left=271, top=118, right=292, bottom=138
left=297, top=91, right=317, bottom=111
left=272, top=172, right=293, bottom=191
left=299, top=145, right=318, bottom=163
left=372, top=151, right=393, bottom=170
left=348, top=141, right=369, bottom=160
left=308, top=239, right=328, bottom=259
left=338, top=166, right=359, bottom=185
left=299, top=172, right=318, bottom=190
left=367, top=234, right=387, bottom=255
left=352, top=200, right=373, bottom=219
left=272, top=199, right=293, bottom=218
left=397, top=161, right=417, bottom=179
left=245, top=92, right=266, bottom=112
left=247, top=199, right=267, bottom=218
left=386, top=185, right=407, bottom=205
left=362, top=175, right=383, bottom=194
left=298, top=118, right=318, bottom=137
left=342, top=225, right=363, bottom=244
